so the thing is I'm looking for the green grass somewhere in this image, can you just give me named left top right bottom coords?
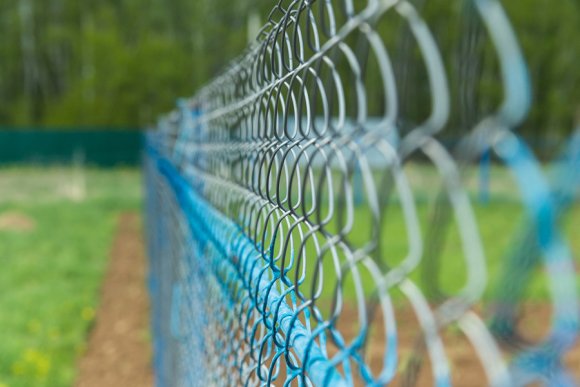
left=0, top=164, right=578, bottom=385
left=0, top=167, right=141, bottom=387
left=277, top=198, right=580, bottom=308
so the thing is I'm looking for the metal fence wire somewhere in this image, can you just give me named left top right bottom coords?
left=144, top=0, right=579, bottom=385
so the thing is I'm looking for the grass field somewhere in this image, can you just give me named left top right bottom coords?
left=308, top=200, right=579, bottom=303
left=269, top=163, right=580, bottom=304
left=0, top=167, right=141, bottom=387
left=0, top=164, right=577, bottom=386
left=268, top=199, right=579, bottom=314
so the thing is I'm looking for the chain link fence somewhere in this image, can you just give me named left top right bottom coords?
left=145, top=0, right=579, bottom=385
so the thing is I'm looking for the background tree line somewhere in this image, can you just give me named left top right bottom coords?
left=0, top=0, right=578, bottom=145
left=0, top=0, right=271, bottom=127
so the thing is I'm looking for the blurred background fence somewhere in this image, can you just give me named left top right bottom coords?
left=0, top=129, right=141, bottom=167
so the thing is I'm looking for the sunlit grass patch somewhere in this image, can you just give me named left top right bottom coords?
left=0, top=168, right=141, bottom=387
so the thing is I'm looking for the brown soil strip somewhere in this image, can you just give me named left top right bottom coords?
left=73, top=212, right=579, bottom=386
left=75, top=213, right=153, bottom=387
left=334, top=302, right=580, bottom=386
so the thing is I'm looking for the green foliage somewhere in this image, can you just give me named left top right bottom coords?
left=504, top=0, right=580, bottom=138
left=366, top=0, right=579, bottom=142
left=0, top=0, right=270, bottom=127
left=0, top=0, right=578, bottom=140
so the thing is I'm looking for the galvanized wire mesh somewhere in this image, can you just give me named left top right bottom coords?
left=145, top=0, right=579, bottom=385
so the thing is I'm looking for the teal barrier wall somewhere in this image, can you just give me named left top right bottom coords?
left=0, top=129, right=142, bottom=167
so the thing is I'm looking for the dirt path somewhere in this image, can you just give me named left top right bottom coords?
left=75, top=213, right=153, bottom=387
left=73, top=212, right=579, bottom=386
left=334, top=302, right=580, bottom=386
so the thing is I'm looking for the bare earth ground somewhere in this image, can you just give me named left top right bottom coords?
left=73, top=212, right=578, bottom=386
left=334, top=303, right=580, bottom=386
left=75, top=213, right=153, bottom=387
